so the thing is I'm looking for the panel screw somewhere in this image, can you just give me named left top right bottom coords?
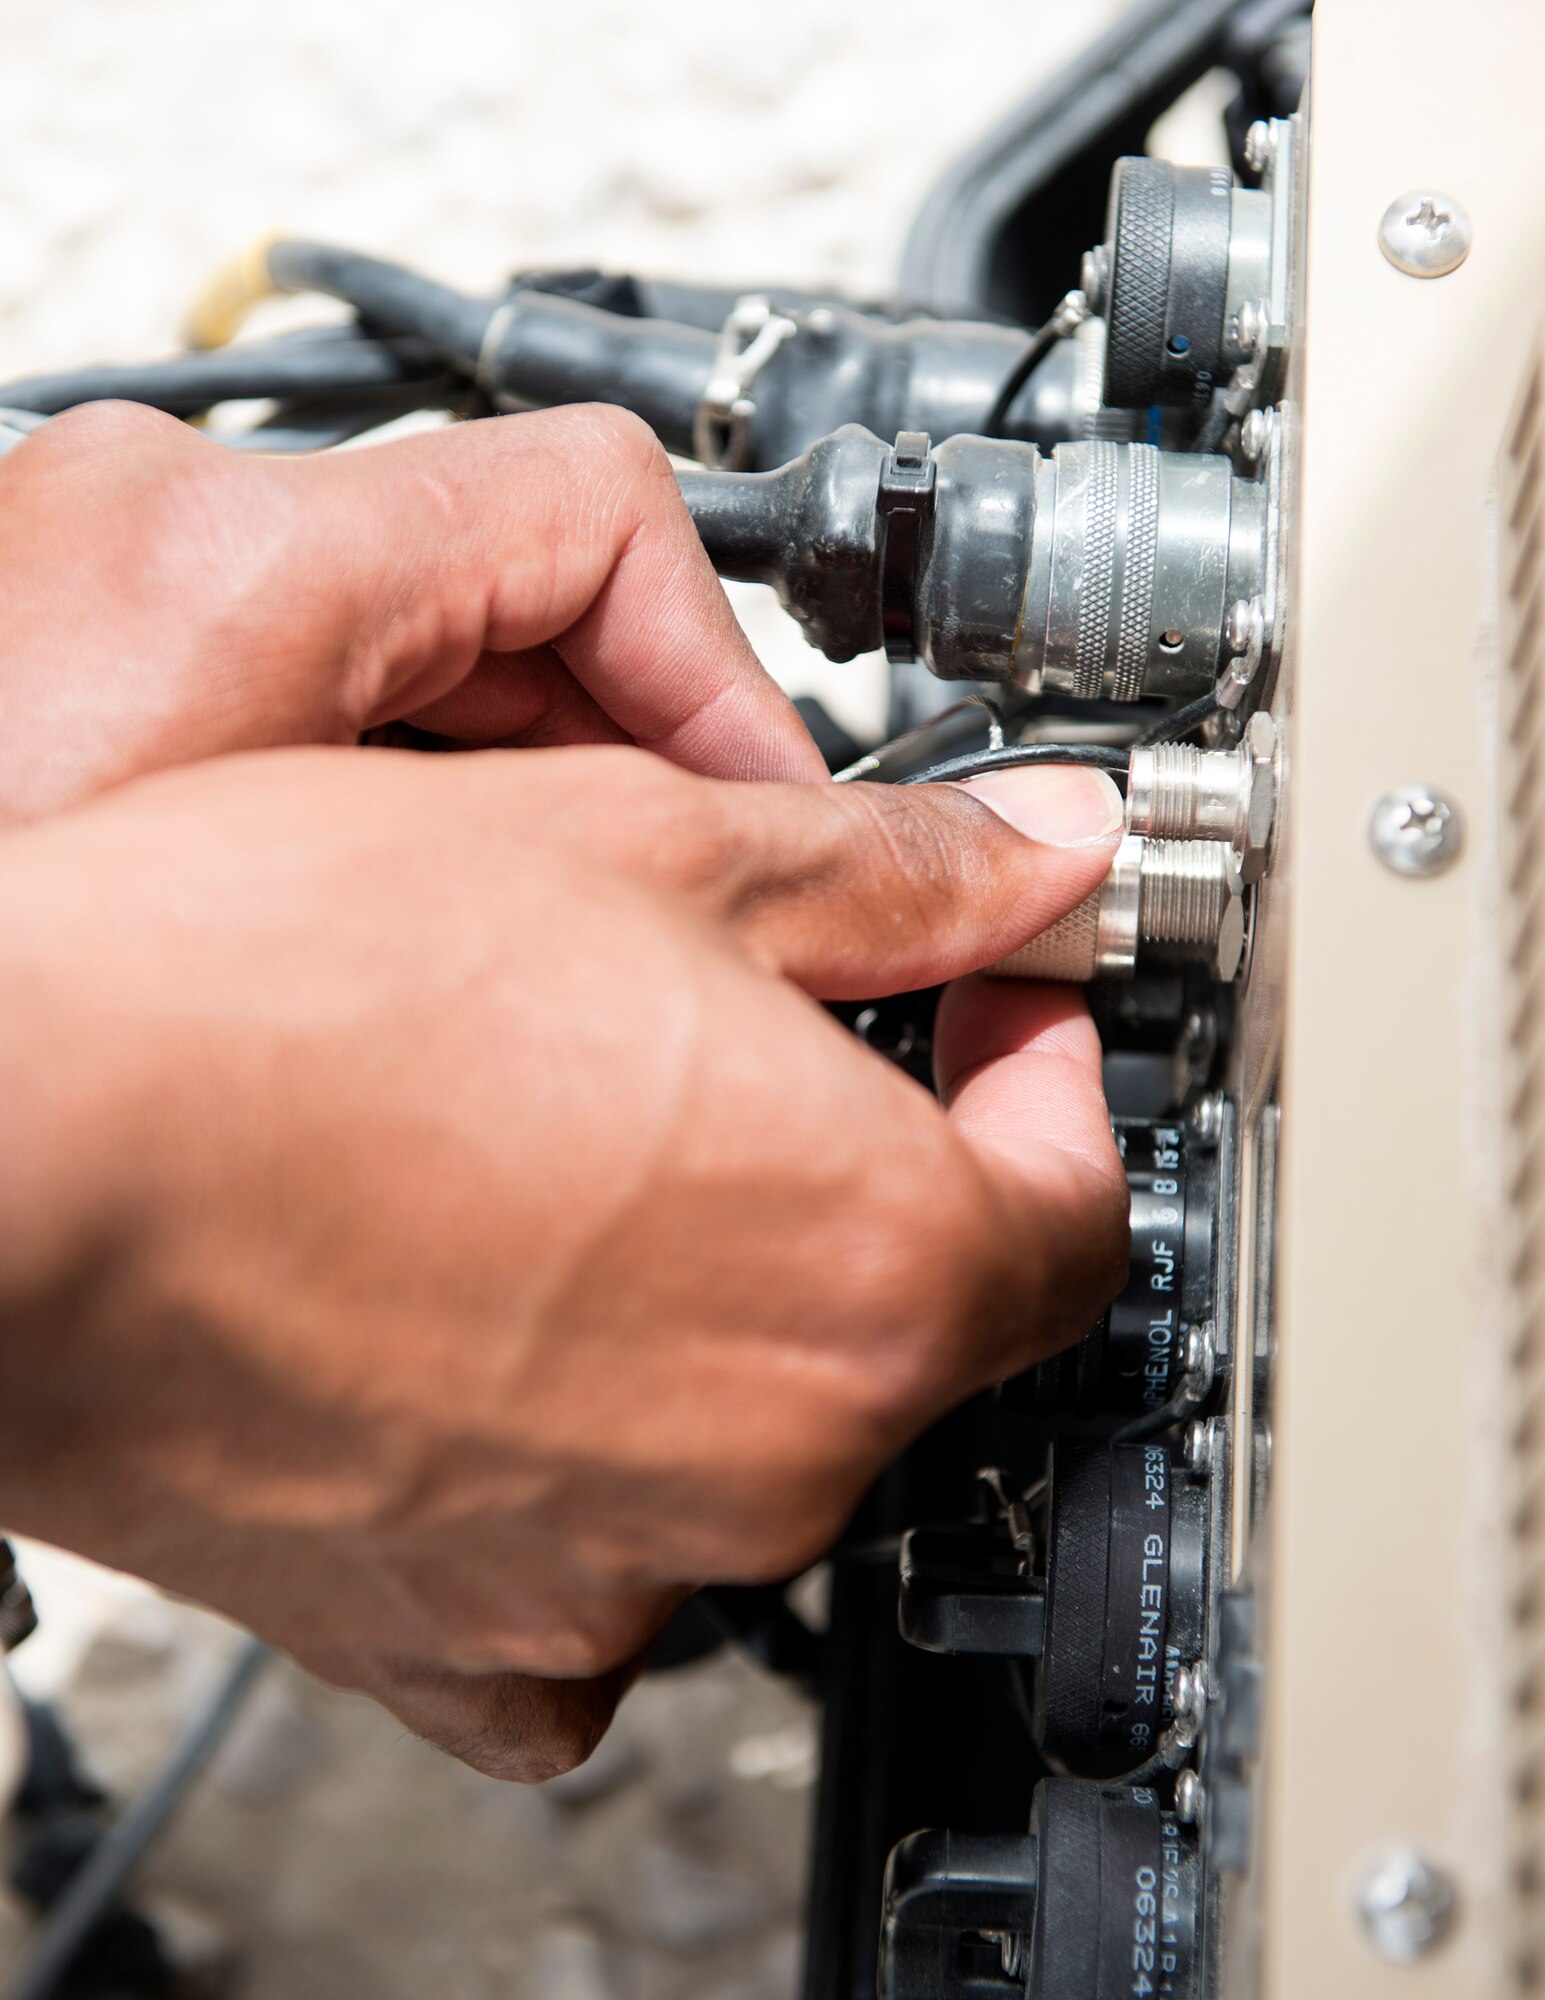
left=1170, top=1663, right=1208, bottom=1747
left=1081, top=244, right=1110, bottom=315
left=1369, top=785, right=1464, bottom=877
left=1378, top=191, right=1473, bottom=279
left=1174, top=1770, right=1205, bottom=1825
left=1357, top=1850, right=1457, bottom=1964
left=1243, top=120, right=1274, bottom=174
left=1184, top=1421, right=1212, bottom=1475
left=1238, top=407, right=1269, bottom=467
left=1236, top=298, right=1268, bottom=361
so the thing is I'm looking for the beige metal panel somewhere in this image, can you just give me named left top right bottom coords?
left=1262, top=6, right=1545, bottom=1996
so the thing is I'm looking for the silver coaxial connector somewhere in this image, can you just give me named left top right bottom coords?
left=1126, top=712, right=1278, bottom=882
left=994, top=835, right=1244, bottom=983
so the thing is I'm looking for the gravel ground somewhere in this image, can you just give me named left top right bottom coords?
left=0, top=5, right=1123, bottom=1993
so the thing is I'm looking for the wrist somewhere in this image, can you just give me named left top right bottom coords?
left=0, top=825, right=158, bottom=1518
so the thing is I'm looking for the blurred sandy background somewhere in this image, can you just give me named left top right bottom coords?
left=0, top=5, right=1121, bottom=1995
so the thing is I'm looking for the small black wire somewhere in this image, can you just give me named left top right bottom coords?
left=896, top=742, right=1130, bottom=787
left=1193, top=390, right=1232, bottom=455
left=979, top=318, right=1066, bottom=439
left=1139, top=688, right=1222, bottom=745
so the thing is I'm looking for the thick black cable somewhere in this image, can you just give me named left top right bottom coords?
left=8, top=1639, right=269, bottom=2000
left=479, top=291, right=713, bottom=456
left=0, top=326, right=450, bottom=418
left=265, top=241, right=492, bottom=359
left=266, top=243, right=718, bottom=455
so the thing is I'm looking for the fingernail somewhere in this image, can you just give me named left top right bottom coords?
left=959, top=765, right=1125, bottom=847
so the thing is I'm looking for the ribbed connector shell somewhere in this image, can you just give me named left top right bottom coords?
left=1133, top=744, right=1210, bottom=837
left=1139, top=838, right=1235, bottom=943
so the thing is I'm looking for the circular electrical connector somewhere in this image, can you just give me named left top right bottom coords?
left=880, top=1782, right=1203, bottom=2000
left=1011, top=1116, right=1219, bottom=1423
left=1104, top=158, right=1234, bottom=409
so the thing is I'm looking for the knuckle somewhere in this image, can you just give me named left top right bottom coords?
left=29, top=398, right=186, bottom=460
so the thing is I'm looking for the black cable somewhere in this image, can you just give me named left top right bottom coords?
left=7, top=1639, right=269, bottom=2000
left=0, top=326, right=450, bottom=418
left=896, top=742, right=1130, bottom=786
left=265, top=241, right=492, bottom=360
left=266, top=243, right=720, bottom=457
left=1193, top=391, right=1232, bottom=454
left=1139, top=688, right=1223, bottom=744
left=979, top=318, right=1065, bottom=439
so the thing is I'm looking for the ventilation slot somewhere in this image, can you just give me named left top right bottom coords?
left=1504, top=343, right=1545, bottom=1990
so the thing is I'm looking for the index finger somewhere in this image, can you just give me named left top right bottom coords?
left=305, top=405, right=827, bottom=783
left=934, top=975, right=1129, bottom=1364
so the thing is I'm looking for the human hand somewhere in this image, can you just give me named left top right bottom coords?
left=0, top=399, right=823, bottom=824
left=0, top=743, right=1126, bottom=1778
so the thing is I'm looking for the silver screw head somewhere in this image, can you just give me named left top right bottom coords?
left=1237, top=407, right=1269, bottom=468
left=1379, top=191, right=1473, bottom=278
left=1369, top=785, right=1464, bottom=877
left=1243, top=120, right=1274, bottom=174
left=1236, top=298, right=1269, bottom=361
left=1174, top=1770, right=1205, bottom=1826
left=1183, top=1420, right=1211, bottom=1475
left=1170, top=1663, right=1208, bottom=1746
left=1358, top=1850, right=1456, bottom=1964
left=1080, top=244, right=1110, bottom=315
left=1225, top=597, right=1266, bottom=664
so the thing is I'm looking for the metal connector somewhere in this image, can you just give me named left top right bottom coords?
left=994, top=835, right=1245, bottom=983
left=1126, top=713, right=1278, bottom=883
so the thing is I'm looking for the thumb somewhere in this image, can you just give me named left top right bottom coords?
left=707, top=763, right=1123, bottom=998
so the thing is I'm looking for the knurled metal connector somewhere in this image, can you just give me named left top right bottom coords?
left=994, top=835, right=1244, bottom=984
left=1126, top=712, right=1278, bottom=883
